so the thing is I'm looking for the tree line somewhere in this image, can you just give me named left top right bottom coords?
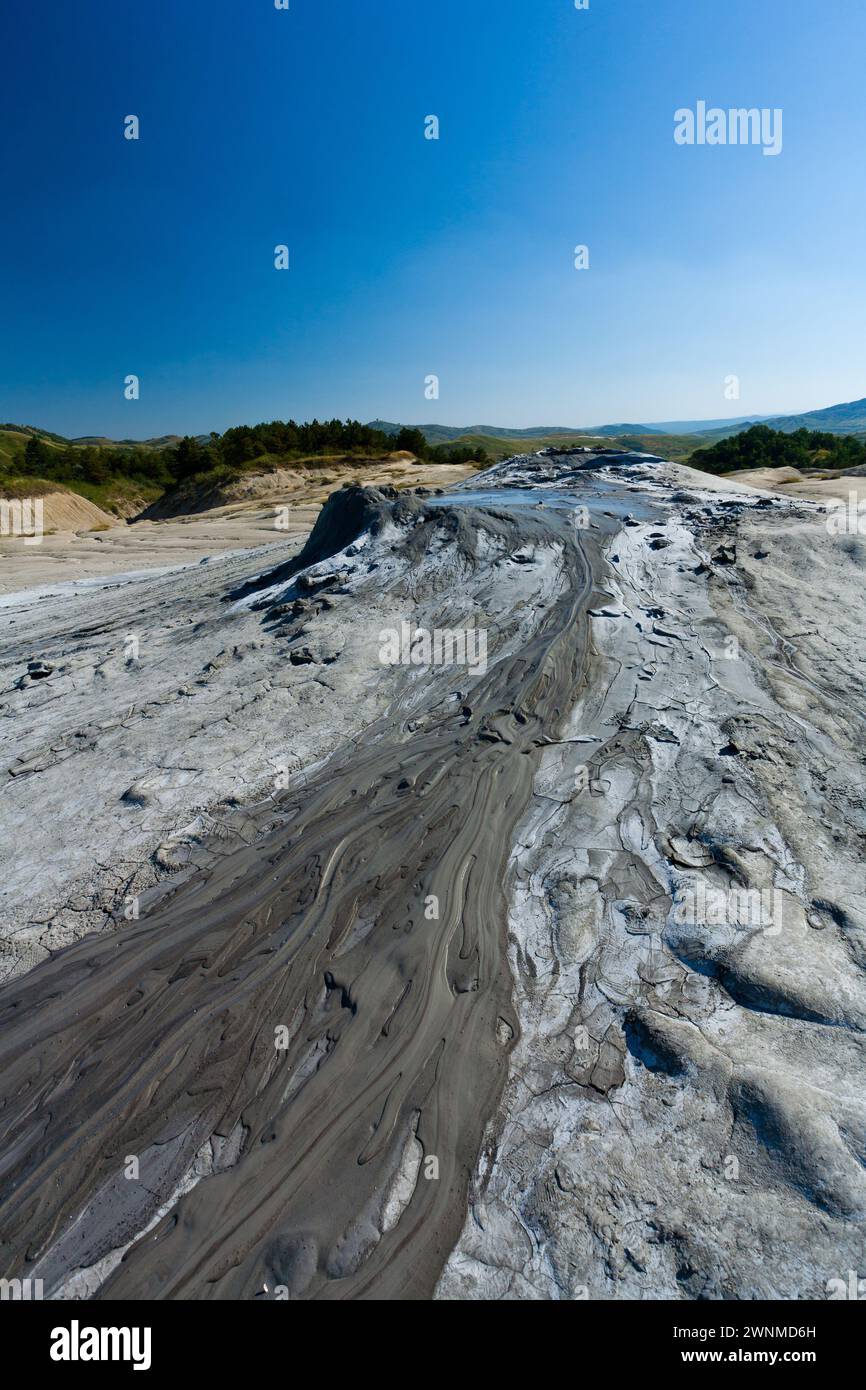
left=689, top=424, right=866, bottom=474
left=9, top=419, right=488, bottom=489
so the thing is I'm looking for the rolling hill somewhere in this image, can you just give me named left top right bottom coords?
left=367, top=421, right=599, bottom=446
left=763, top=396, right=866, bottom=434
left=367, top=415, right=770, bottom=442
left=4, top=394, right=866, bottom=517
left=372, top=399, right=866, bottom=446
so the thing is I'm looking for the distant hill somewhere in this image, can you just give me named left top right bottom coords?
left=649, top=415, right=773, bottom=434
left=6, top=398, right=864, bottom=466
left=368, top=423, right=702, bottom=463
left=367, top=420, right=600, bottom=446
left=442, top=430, right=605, bottom=457
left=687, top=420, right=770, bottom=444
left=687, top=399, right=866, bottom=441
left=70, top=434, right=193, bottom=450
left=371, top=398, right=866, bottom=450
left=367, top=415, right=772, bottom=444
left=763, top=397, right=866, bottom=435
left=9, top=398, right=862, bottom=469
left=5, top=397, right=865, bottom=513
left=0, top=422, right=71, bottom=444
left=590, top=422, right=667, bottom=436
left=0, top=424, right=209, bottom=453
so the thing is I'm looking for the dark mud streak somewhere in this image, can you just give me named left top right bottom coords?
left=0, top=505, right=602, bottom=1300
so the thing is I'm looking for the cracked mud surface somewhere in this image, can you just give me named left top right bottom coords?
left=439, top=456, right=866, bottom=1300
left=1, top=453, right=864, bottom=1300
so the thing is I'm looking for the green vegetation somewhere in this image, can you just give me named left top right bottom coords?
left=69, top=477, right=164, bottom=512
left=607, top=433, right=701, bottom=462
left=382, top=426, right=703, bottom=462
left=14, top=433, right=176, bottom=488
left=0, top=418, right=491, bottom=515
left=211, top=421, right=487, bottom=472
left=0, top=433, right=174, bottom=515
left=0, top=475, right=69, bottom=499
left=20, top=414, right=860, bottom=509
left=0, top=429, right=34, bottom=467
left=688, top=424, right=866, bottom=475
left=427, top=429, right=591, bottom=460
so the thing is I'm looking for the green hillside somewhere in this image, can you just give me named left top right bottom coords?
left=0, top=418, right=491, bottom=517
left=0, top=426, right=169, bottom=514
left=370, top=398, right=866, bottom=449
left=763, top=397, right=866, bottom=434
left=420, top=428, right=701, bottom=462
left=367, top=420, right=604, bottom=446
left=604, top=433, right=702, bottom=462
left=5, top=405, right=865, bottom=517
left=434, top=430, right=603, bottom=459
left=0, top=428, right=32, bottom=466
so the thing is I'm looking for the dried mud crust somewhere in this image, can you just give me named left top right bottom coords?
left=439, top=458, right=866, bottom=1300
left=0, top=482, right=594, bottom=1298
left=1, top=455, right=864, bottom=1301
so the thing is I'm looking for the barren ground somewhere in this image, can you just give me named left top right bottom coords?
left=1, top=450, right=863, bottom=1301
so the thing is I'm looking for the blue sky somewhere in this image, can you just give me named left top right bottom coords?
left=1, top=0, right=864, bottom=437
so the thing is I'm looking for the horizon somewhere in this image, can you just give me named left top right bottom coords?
left=3, top=1, right=866, bottom=1330
left=2, top=0, right=865, bottom=436
left=4, top=392, right=854, bottom=444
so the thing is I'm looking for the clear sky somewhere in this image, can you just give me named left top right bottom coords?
left=1, top=0, right=864, bottom=437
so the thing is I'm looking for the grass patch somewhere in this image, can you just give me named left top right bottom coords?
left=71, top=477, right=163, bottom=514
left=0, top=475, right=71, bottom=498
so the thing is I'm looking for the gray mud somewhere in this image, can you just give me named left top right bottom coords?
left=0, top=481, right=611, bottom=1299
left=2, top=449, right=864, bottom=1302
